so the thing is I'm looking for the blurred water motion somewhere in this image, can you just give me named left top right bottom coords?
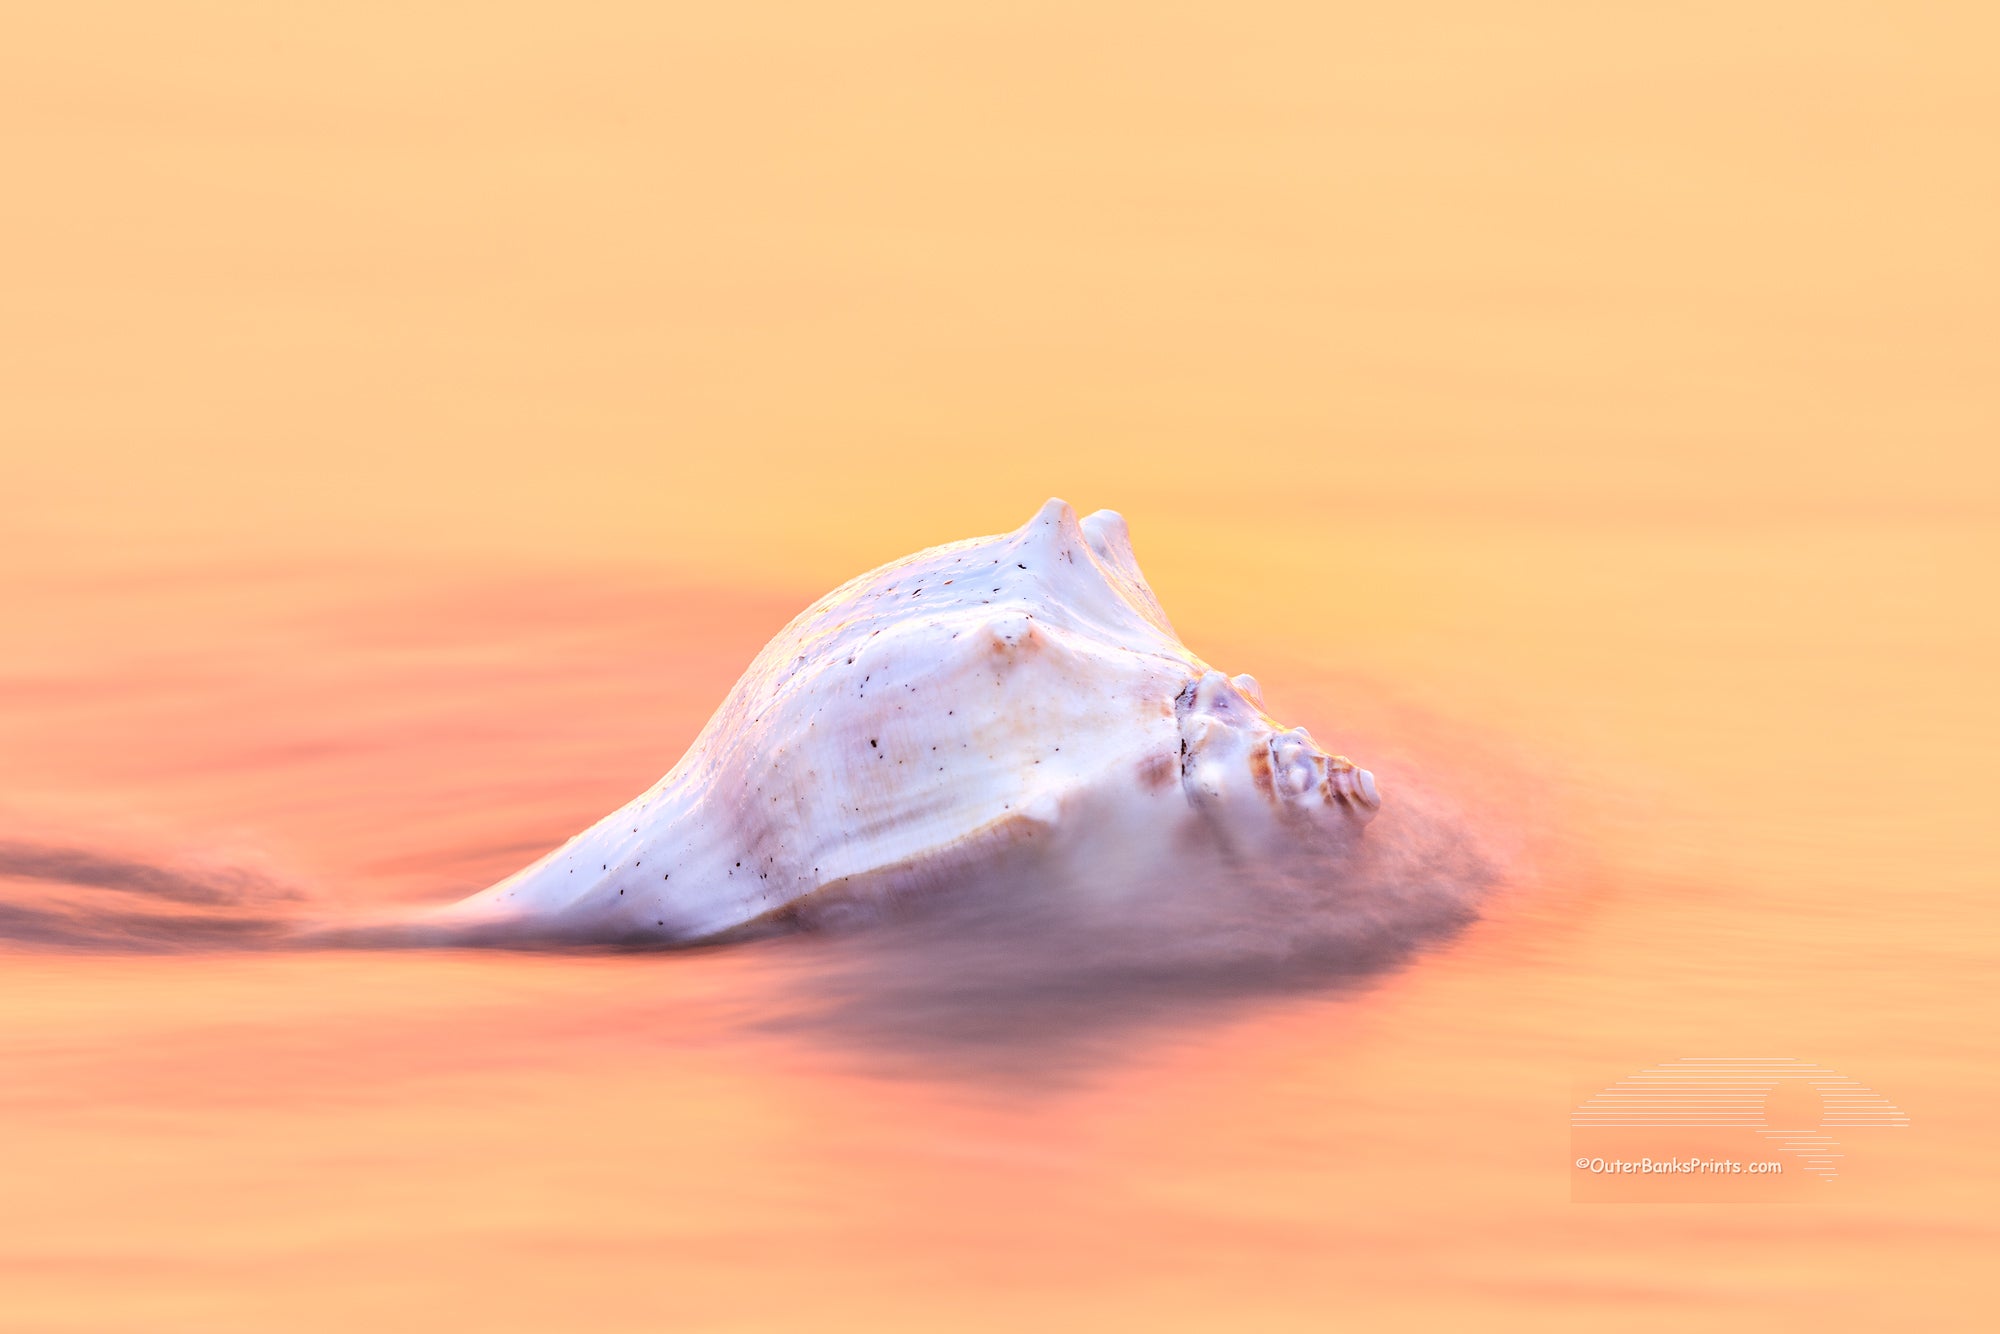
left=2, top=525, right=1990, bottom=1328
left=2, top=0, right=1995, bottom=1326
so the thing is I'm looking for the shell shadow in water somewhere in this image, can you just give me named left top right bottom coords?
left=756, top=775, right=1495, bottom=1081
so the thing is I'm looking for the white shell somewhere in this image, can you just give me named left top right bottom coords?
left=430, top=499, right=1379, bottom=945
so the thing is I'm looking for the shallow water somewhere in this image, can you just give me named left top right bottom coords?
left=3, top=521, right=1991, bottom=1329
left=3, top=3, right=1995, bottom=1327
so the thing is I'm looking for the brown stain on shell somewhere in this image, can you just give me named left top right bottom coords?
left=1247, top=741, right=1277, bottom=801
left=1136, top=751, right=1177, bottom=792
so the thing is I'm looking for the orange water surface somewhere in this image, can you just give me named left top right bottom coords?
left=2, top=4, right=1995, bottom=1329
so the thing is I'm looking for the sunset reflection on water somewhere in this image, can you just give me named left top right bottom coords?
left=3, top=2, right=1995, bottom=1327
